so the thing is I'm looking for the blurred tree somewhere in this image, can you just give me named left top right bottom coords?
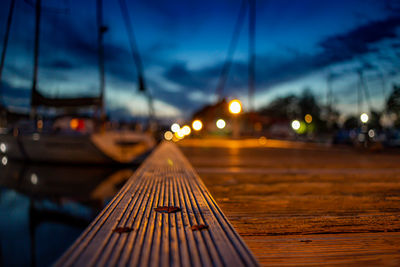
left=369, top=110, right=382, bottom=129
left=259, top=89, right=335, bottom=134
left=387, top=84, right=400, bottom=116
left=386, top=84, right=400, bottom=127
left=298, top=89, right=320, bottom=118
left=259, top=94, right=298, bottom=119
left=344, top=116, right=358, bottom=129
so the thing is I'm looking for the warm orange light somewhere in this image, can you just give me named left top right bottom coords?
left=216, top=119, right=226, bottom=129
left=258, top=136, right=267, bottom=145
left=70, top=118, right=79, bottom=130
left=37, top=120, right=43, bottom=129
left=175, top=129, right=185, bottom=139
left=182, top=125, right=191, bottom=136
left=305, top=114, right=312, bottom=123
left=164, top=131, right=173, bottom=141
left=192, top=120, right=203, bottom=131
left=229, top=99, right=242, bottom=114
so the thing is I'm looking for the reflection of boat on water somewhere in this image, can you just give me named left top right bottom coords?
left=0, top=160, right=135, bottom=266
left=0, top=159, right=134, bottom=203
left=0, top=0, right=156, bottom=164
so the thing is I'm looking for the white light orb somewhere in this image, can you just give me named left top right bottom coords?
left=216, top=119, right=226, bottom=129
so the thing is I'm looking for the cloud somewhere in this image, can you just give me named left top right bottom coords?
left=159, top=15, right=400, bottom=103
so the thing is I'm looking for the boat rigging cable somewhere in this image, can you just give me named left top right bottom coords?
left=97, top=0, right=106, bottom=119
left=30, top=0, right=42, bottom=118
left=248, top=0, right=256, bottom=110
left=0, top=0, right=16, bottom=109
left=28, top=0, right=101, bottom=110
left=118, top=0, right=155, bottom=121
left=215, top=0, right=248, bottom=101
left=215, top=0, right=256, bottom=110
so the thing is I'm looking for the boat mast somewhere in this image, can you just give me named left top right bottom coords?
left=0, top=0, right=15, bottom=86
left=248, top=0, right=256, bottom=111
left=215, top=0, right=247, bottom=100
left=0, top=0, right=15, bottom=125
left=31, top=0, right=42, bottom=119
left=118, top=0, right=155, bottom=124
left=97, top=0, right=106, bottom=120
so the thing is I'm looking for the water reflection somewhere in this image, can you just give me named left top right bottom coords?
left=0, top=161, right=135, bottom=266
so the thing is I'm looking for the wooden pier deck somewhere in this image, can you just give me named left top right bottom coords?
left=179, top=138, right=400, bottom=266
left=55, top=142, right=258, bottom=267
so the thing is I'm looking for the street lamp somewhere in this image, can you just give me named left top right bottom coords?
left=164, top=131, right=173, bottom=141
left=182, top=125, right=191, bottom=136
left=229, top=99, right=242, bottom=114
left=291, top=120, right=301, bottom=131
left=171, top=123, right=180, bottom=133
left=304, top=114, right=312, bottom=124
left=0, top=143, right=6, bottom=153
left=192, top=120, right=203, bottom=131
left=360, top=113, right=369, bottom=123
left=229, top=99, right=242, bottom=138
left=216, top=119, right=226, bottom=129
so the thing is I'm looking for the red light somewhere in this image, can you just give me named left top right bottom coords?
left=70, top=118, right=85, bottom=131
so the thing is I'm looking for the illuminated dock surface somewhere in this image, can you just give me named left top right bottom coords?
left=179, top=138, right=400, bottom=266
left=55, top=142, right=258, bottom=267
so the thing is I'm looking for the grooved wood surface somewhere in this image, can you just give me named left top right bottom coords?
left=55, top=142, right=258, bottom=267
left=179, top=139, right=400, bottom=266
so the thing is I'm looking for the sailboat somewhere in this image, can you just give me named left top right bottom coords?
left=0, top=0, right=155, bottom=164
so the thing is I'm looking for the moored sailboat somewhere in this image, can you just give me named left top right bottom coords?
left=0, top=0, right=156, bottom=164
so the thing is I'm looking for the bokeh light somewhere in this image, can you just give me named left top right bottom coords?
left=360, top=113, right=369, bottom=123
left=31, top=173, right=38, bottom=185
left=171, top=123, right=180, bottom=133
left=175, top=129, right=185, bottom=139
left=70, top=118, right=79, bottom=130
left=258, top=136, right=267, bottom=145
left=305, top=114, right=312, bottom=123
left=0, top=143, right=6, bottom=153
left=1, top=156, right=7, bottom=166
left=368, top=129, right=375, bottom=138
left=164, top=131, right=173, bottom=141
left=216, top=119, right=226, bottom=129
left=192, top=120, right=203, bottom=131
left=182, top=125, right=191, bottom=136
left=229, top=99, right=242, bottom=114
left=291, top=120, right=301, bottom=131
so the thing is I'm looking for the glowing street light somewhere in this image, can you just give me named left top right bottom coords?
left=175, top=129, right=185, bottom=139
left=182, top=125, right=191, bottom=136
left=229, top=99, right=242, bottom=114
left=360, top=113, right=369, bottom=123
left=164, top=131, right=173, bottom=141
left=192, top=120, right=203, bottom=131
left=1, top=156, right=7, bottom=166
left=0, top=143, right=6, bottom=153
left=304, top=114, right=312, bottom=123
left=216, top=119, right=226, bottom=129
left=171, top=123, right=180, bottom=133
left=31, top=173, right=38, bottom=185
left=291, top=120, right=301, bottom=131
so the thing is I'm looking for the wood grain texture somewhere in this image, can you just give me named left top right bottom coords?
left=179, top=139, right=400, bottom=266
left=55, top=142, right=258, bottom=267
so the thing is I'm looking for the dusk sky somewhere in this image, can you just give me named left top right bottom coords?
left=0, top=0, right=400, bottom=121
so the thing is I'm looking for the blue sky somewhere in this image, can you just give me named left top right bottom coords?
left=0, top=0, right=400, bottom=121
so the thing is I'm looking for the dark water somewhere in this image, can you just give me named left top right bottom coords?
left=0, top=160, right=134, bottom=266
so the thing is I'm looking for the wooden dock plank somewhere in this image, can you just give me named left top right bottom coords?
left=55, top=142, right=258, bottom=267
left=179, top=139, right=400, bottom=266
